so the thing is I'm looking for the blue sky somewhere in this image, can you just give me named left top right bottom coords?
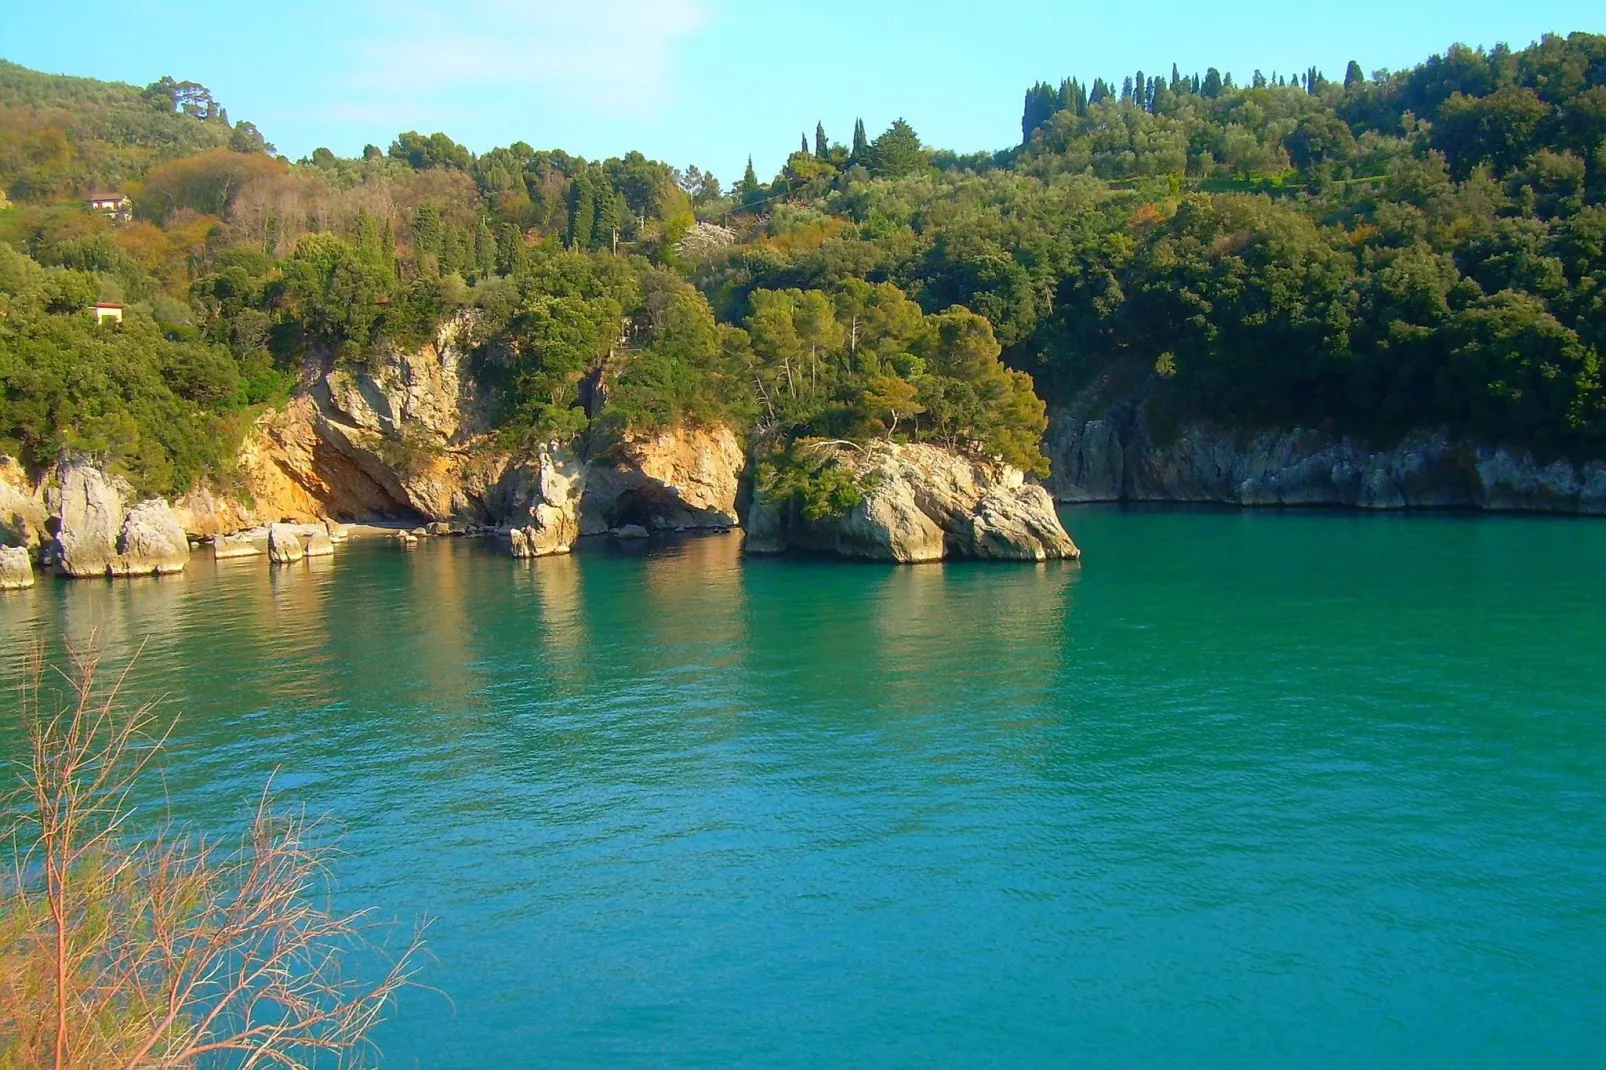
left=2, top=0, right=1601, bottom=184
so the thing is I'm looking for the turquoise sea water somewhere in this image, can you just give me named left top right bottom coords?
left=1, top=508, right=1603, bottom=1068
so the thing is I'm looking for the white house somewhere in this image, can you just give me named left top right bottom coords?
left=92, top=302, right=124, bottom=324
left=87, top=192, right=132, bottom=222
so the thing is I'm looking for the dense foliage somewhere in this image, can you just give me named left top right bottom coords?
left=2, top=31, right=1604, bottom=495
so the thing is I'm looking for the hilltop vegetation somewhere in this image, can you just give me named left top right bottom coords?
left=1, top=32, right=1604, bottom=496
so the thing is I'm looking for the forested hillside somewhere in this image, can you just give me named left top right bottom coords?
left=1, top=31, right=1603, bottom=497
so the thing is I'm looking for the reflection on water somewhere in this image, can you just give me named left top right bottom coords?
left=0, top=516, right=1603, bottom=1069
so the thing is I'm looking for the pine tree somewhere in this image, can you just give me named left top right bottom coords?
left=1202, top=68, right=1223, bottom=98
left=815, top=122, right=829, bottom=160
left=866, top=118, right=925, bottom=178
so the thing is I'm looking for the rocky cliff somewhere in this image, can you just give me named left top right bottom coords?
left=1046, top=379, right=1606, bottom=514
left=218, top=320, right=746, bottom=543
left=747, top=442, right=1080, bottom=563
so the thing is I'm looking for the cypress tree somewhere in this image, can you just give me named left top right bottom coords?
left=739, top=156, right=764, bottom=211
left=567, top=175, right=596, bottom=249
left=850, top=119, right=869, bottom=163
left=1171, top=64, right=1183, bottom=93
left=1202, top=68, right=1222, bottom=98
left=381, top=218, right=396, bottom=264
left=1121, top=76, right=1133, bottom=102
left=411, top=203, right=442, bottom=258
left=1022, top=83, right=1059, bottom=144
left=1134, top=71, right=1146, bottom=110
left=1344, top=60, right=1364, bottom=88
left=815, top=122, right=829, bottom=160
left=495, top=224, right=525, bottom=276
left=474, top=218, right=495, bottom=276
left=801, top=132, right=810, bottom=156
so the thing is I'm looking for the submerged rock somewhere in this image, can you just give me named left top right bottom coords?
left=749, top=442, right=1079, bottom=563
left=268, top=524, right=305, bottom=564
left=0, top=546, right=33, bottom=590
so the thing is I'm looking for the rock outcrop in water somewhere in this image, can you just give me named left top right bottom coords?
left=1046, top=377, right=1606, bottom=513
left=747, top=442, right=1080, bottom=562
left=50, top=466, right=190, bottom=578
left=0, top=546, right=32, bottom=589
left=268, top=524, right=305, bottom=564
left=507, top=451, right=586, bottom=557
left=581, top=427, right=743, bottom=534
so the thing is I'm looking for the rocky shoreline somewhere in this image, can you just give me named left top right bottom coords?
left=0, top=324, right=1078, bottom=575
left=1045, top=379, right=1606, bottom=515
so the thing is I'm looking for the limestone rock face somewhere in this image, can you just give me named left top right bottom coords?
left=52, top=466, right=127, bottom=577
left=1045, top=377, right=1606, bottom=514
left=113, top=500, right=190, bottom=576
left=581, top=426, right=744, bottom=534
left=506, top=452, right=586, bottom=558
left=749, top=442, right=1080, bottom=563
left=0, top=457, right=48, bottom=555
left=268, top=524, right=305, bottom=564
left=0, top=546, right=33, bottom=590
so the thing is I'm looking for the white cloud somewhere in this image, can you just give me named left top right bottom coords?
left=344, top=0, right=710, bottom=115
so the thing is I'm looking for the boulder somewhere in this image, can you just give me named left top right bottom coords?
left=427, top=521, right=453, bottom=536
left=324, top=520, right=350, bottom=541
left=212, top=536, right=262, bottom=561
left=111, top=499, right=190, bottom=576
left=611, top=524, right=650, bottom=540
left=52, top=466, right=127, bottom=577
left=0, top=546, right=33, bottom=590
left=503, top=450, right=585, bottom=557
left=50, top=466, right=192, bottom=578
left=748, top=442, right=1079, bottom=563
left=304, top=532, right=336, bottom=558
left=268, top=524, right=305, bottom=564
